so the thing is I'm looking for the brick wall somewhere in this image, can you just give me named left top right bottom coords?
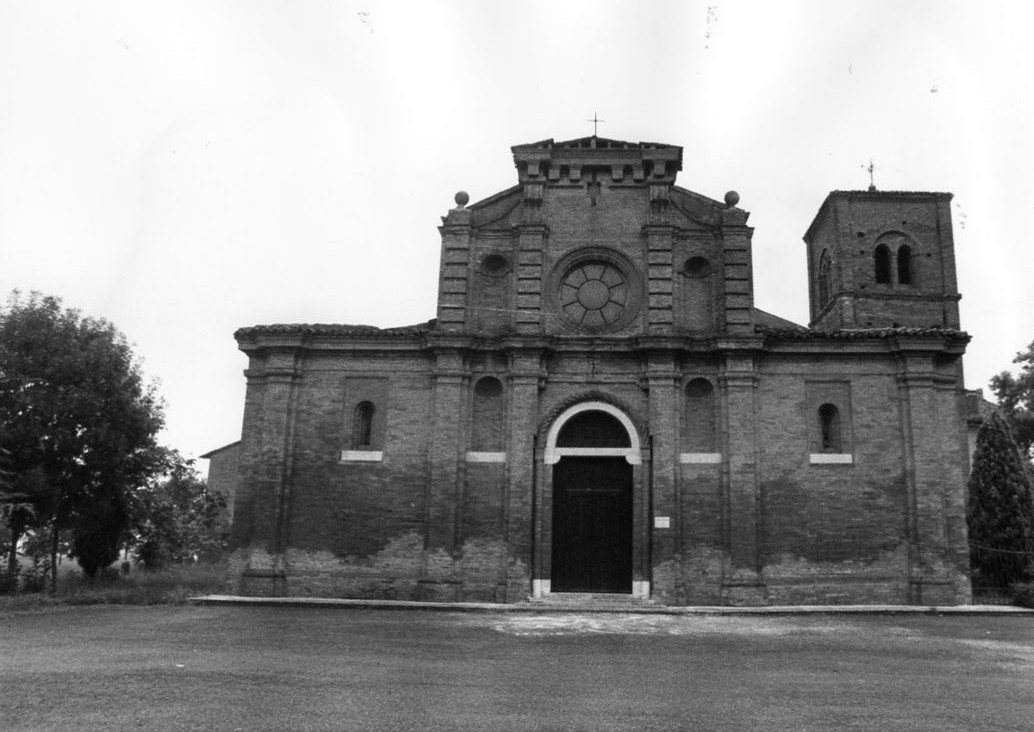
left=227, top=139, right=971, bottom=606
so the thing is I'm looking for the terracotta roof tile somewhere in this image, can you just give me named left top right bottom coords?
left=235, top=320, right=435, bottom=339
left=757, top=324, right=970, bottom=341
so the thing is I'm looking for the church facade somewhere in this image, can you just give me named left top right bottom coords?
left=228, top=136, right=972, bottom=606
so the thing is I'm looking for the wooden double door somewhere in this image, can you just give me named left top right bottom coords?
left=550, top=457, right=633, bottom=593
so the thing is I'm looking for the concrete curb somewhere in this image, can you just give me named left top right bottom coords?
left=191, top=595, right=1034, bottom=616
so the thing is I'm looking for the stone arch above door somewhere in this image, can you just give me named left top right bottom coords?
left=544, top=401, right=642, bottom=465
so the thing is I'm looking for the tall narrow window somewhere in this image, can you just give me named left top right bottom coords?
left=897, top=245, right=912, bottom=284
left=684, top=379, right=717, bottom=452
left=353, top=401, right=375, bottom=449
left=874, top=245, right=891, bottom=283
left=471, top=377, right=504, bottom=451
left=818, top=403, right=841, bottom=452
left=478, top=254, right=510, bottom=333
left=818, top=250, right=832, bottom=304
left=682, top=256, right=714, bottom=332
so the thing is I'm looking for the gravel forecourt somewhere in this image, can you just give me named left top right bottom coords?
left=2, top=605, right=1033, bottom=731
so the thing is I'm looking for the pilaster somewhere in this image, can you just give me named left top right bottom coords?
left=427, top=348, right=468, bottom=551
left=644, top=350, right=680, bottom=601
left=644, top=225, right=675, bottom=334
left=719, top=207, right=755, bottom=335
left=235, top=347, right=303, bottom=595
left=515, top=225, right=549, bottom=334
left=504, top=346, right=547, bottom=598
left=718, top=349, right=765, bottom=604
left=897, top=353, right=970, bottom=603
left=436, top=199, right=473, bottom=332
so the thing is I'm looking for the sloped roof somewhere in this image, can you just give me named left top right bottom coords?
left=234, top=320, right=435, bottom=339
left=200, top=441, right=241, bottom=459
left=757, top=324, right=970, bottom=341
left=752, top=307, right=806, bottom=331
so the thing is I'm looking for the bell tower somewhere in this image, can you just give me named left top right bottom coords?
left=803, top=190, right=960, bottom=330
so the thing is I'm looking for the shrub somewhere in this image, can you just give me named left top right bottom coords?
left=1012, top=581, right=1034, bottom=609
left=0, top=560, right=227, bottom=608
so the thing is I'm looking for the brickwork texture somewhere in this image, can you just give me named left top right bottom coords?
left=227, top=136, right=972, bottom=605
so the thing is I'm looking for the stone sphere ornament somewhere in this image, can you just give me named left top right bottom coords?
left=724, top=190, right=740, bottom=208
left=454, top=191, right=470, bottom=207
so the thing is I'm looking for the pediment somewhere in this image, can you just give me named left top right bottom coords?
left=668, top=187, right=726, bottom=228
left=467, top=185, right=524, bottom=228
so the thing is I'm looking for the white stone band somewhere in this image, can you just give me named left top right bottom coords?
left=809, top=453, right=853, bottom=464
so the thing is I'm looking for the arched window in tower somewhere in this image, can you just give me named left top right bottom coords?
left=818, top=403, right=841, bottom=453
left=471, top=377, right=505, bottom=451
left=874, top=245, right=891, bottom=284
left=897, top=245, right=913, bottom=285
left=684, top=378, right=717, bottom=452
left=353, top=402, right=375, bottom=449
left=818, top=250, right=832, bottom=304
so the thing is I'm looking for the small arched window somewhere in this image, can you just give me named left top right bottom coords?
left=818, top=250, right=832, bottom=304
left=353, top=401, right=375, bottom=449
left=874, top=245, right=891, bottom=284
left=897, top=245, right=912, bottom=285
left=818, top=403, right=841, bottom=453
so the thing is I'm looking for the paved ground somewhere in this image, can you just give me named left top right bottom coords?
left=2, top=605, right=1033, bottom=731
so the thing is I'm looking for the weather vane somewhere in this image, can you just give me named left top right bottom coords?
left=587, top=112, right=605, bottom=137
left=865, top=159, right=876, bottom=191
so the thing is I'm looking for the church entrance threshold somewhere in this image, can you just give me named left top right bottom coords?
left=551, top=457, right=632, bottom=593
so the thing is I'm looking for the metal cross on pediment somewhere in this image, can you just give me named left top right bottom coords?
left=587, top=112, right=605, bottom=137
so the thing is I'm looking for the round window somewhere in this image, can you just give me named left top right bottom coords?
left=559, top=261, right=629, bottom=329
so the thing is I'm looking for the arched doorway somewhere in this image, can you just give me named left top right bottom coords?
left=545, top=403, right=639, bottom=593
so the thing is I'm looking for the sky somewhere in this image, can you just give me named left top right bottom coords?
left=1, top=0, right=1032, bottom=469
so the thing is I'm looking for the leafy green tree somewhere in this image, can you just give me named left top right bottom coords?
left=0, top=291, right=167, bottom=584
left=967, top=411, right=1034, bottom=593
left=130, top=458, right=227, bottom=569
left=990, top=340, right=1034, bottom=461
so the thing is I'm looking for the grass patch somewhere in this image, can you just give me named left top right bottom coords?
left=0, top=561, right=228, bottom=610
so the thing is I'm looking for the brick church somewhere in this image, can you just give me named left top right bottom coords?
left=228, top=135, right=973, bottom=606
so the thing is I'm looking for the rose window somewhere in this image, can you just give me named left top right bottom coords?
left=559, top=262, right=629, bottom=328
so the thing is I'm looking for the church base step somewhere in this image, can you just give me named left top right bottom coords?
left=532, top=592, right=657, bottom=607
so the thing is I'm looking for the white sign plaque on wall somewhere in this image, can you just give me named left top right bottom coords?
left=654, top=516, right=670, bottom=529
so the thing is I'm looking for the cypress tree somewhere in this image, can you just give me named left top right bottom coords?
left=967, top=411, right=1034, bottom=593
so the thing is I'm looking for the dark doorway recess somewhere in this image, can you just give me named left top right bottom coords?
left=551, top=457, right=632, bottom=593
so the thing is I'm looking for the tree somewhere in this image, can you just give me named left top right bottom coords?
left=0, top=291, right=167, bottom=584
left=130, top=457, right=227, bottom=569
left=967, top=411, right=1034, bottom=594
left=990, top=340, right=1034, bottom=461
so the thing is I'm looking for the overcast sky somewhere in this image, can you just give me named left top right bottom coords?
left=1, top=1, right=1032, bottom=467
